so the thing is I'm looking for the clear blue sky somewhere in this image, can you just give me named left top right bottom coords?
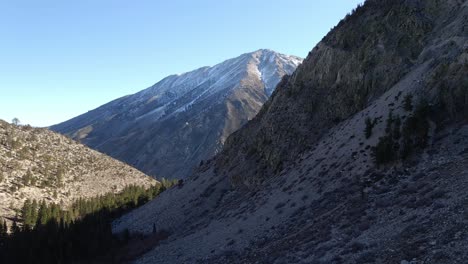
left=0, top=0, right=363, bottom=127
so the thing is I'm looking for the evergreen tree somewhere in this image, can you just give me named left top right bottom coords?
left=31, top=199, right=38, bottom=225
left=21, top=199, right=33, bottom=228
left=385, top=111, right=394, bottom=134
left=37, top=200, right=49, bottom=225
left=11, top=220, right=20, bottom=235
left=0, top=183, right=168, bottom=263
left=403, top=94, right=413, bottom=111
left=1, top=219, right=7, bottom=236
left=364, top=117, right=375, bottom=139
left=0, top=219, right=4, bottom=237
left=393, top=116, right=401, bottom=140
left=50, top=203, right=60, bottom=221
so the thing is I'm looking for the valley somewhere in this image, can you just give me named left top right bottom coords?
left=112, top=0, right=468, bottom=263
left=1, top=0, right=468, bottom=263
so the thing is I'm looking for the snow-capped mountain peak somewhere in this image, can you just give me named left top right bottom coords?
left=126, top=49, right=302, bottom=122
left=51, top=50, right=302, bottom=179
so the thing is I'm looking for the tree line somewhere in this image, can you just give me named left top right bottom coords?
left=0, top=178, right=178, bottom=263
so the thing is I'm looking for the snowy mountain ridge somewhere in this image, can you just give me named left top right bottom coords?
left=133, top=49, right=301, bottom=121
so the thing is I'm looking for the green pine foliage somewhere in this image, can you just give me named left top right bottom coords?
left=373, top=100, right=430, bottom=165
left=159, top=177, right=178, bottom=192
left=19, top=184, right=163, bottom=230
left=0, top=182, right=173, bottom=263
left=21, top=199, right=37, bottom=228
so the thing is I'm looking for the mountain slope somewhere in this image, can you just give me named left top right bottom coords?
left=51, top=49, right=302, bottom=179
left=0, top=120, right=156, bottom=222
left=217, top=0, right=442, bottom=186
left=113, top=0, right=468, bottom=263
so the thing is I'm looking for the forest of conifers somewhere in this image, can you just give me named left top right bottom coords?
left=0, top=179, right=178, bottom=263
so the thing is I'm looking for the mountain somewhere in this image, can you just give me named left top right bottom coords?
left=51, top=49, right=302, bottom=179
left=0, top=120, right=156, bottom=222
left=112, top=0, right=468, bottom=263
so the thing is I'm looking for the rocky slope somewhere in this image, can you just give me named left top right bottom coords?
left=113, top=0, right=468, bottom=263
left=51, top=50, right=302, bottom=179
left=0, top=120, right=156, bottom=222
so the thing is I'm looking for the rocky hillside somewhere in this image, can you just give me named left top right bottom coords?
left=51, top=50, right=301, bottom=180
left=0, top=120, right=156, bottom=222
left=113, top=0, right=468, bottom=263
left=216, top=0, right=450, bottom=186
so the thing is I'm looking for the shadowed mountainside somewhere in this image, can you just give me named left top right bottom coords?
left=114, top=0, right=468, bottom=263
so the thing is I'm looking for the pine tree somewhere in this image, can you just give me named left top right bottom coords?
left=21, top=199, right=33, bottom=227
left=0, top=184, right=168, bottom=263
left=403, top=94, right=413, bottom=111
left=64, top=210, right=73, bottom=225
left=364, top=117, right=374, bottom=139
left=11, top=220, right=20, bottom=235
left=0, top=219, right=4, bottom=237
left=50, top=203, right=60, bottom=221
left=1, top=219, right=7, bottom=236
left=393, top=116, right=401, bottom=140
left=31, top=200, right=38, bottom=225
left=37, top=200, right=49, bottom=225
left=385, top=111, right=394, bottom=134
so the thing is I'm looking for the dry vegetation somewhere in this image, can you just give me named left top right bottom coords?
left=0, top=119, right=156, bottom=222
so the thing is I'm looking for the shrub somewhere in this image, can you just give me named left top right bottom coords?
left=401, top=100, right=430, bottom=158
left=11, top=139, right=22, bottom=150
left=372, top=113, right=400, bottom=164
left=9, top=185, right=17, bottom=193
left=385, top=111, right=394, bottom=134
left=373, top=100, right=430, bottom=164
left=403, top=94, right=413, bottom=111
left=22, top=171, right=33, bottom=186
left=364, top=117, right=375, bottom=139
left=393, top=116, right=401, bottom=140
left=373, top=135, right=397, bottom=164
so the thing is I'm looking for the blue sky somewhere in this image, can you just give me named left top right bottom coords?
left=0, top=0, right=363, bottom=127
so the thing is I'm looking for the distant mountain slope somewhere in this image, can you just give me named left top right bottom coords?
left=51, top=49, right=302, bottom=179
left=113, top=0, right=468, bottom=263
left=0, top=120, right=156, bottom=222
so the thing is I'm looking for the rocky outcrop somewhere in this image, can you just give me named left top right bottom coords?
left=217, top=0, right=457, bottom=187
